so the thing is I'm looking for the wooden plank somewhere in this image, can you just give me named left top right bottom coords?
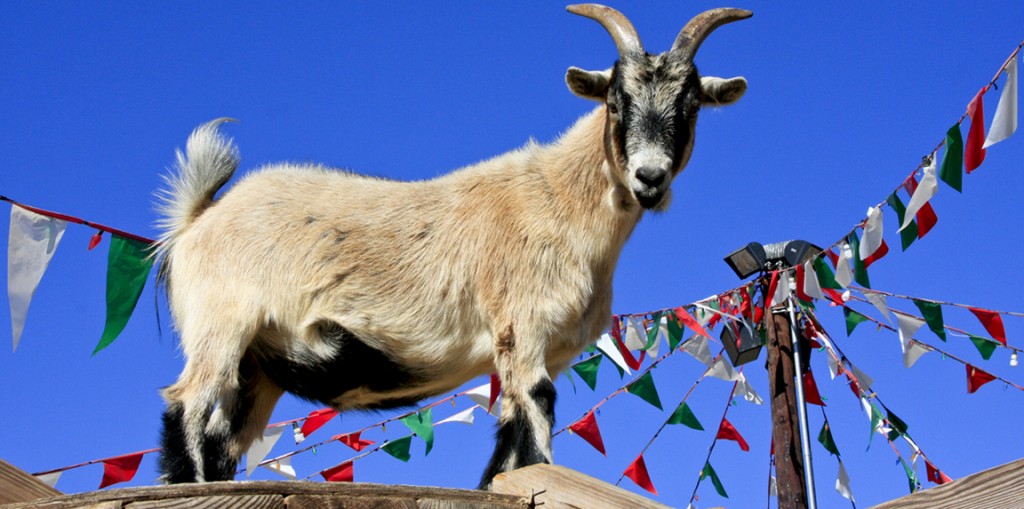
left=128, top=494, right=282, bottom=509
left=417, top=497, right=524, bottom=509
left=0, top=458, right=62, bottom=504
left=869, top=457, right=1024, bottom=509
left=285, top=494, right=415, bottom=509
left=491, top=464, right=673, bottom=509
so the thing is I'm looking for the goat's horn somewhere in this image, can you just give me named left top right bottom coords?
left=671, top=8, right=752, bottom=62
left=567, top=4, right=643, bottom=57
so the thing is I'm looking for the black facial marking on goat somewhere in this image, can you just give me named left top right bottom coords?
left=253, top=322, right=423, bottom=408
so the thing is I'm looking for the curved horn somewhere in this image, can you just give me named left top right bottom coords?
left=671, top=8, right=752, bottom=61
left=567, top=4, right=643, bottom=56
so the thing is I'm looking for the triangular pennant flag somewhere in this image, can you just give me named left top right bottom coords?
left=682, top=334, right=713, bottom=367
left=571, top=355, right=602, bottom=391
left=34, top=471, right=61, bottom=489
left=624, top=316, right=647, bottom=350
left=850, top=365, right=874, bottom=391
left=321, top=460, right=353, bottom=482
left=968, top=307, right=1007, bottom=346
left=400, top=408, right=434, bottom=455
left=863, top=292, right=893, bottom=325
left=769, top=476, right=777, bottom=497
left=626, top=371, right=663, bottom=410
left=912, top=300, right=946, bottom=341
left=736, top=374, right=763, bottom=405
left=335, top=431, right=375, bottom=452
left=802, top=371, right=825, bottom=406
left=246, top=426, right=285, bottom=477
left=846, top=232, right=870, bottom=288
left=667, top=402, right=703, bottom=430
left=300, top=408, right=339, bottom=439
left=645, top=313, right=666, bottom=357
left=666, top=311, right=685, bottom=351
left=568, top=410, right=606, bottom=455
left=886, top=409, right=909, bottom=440
left=716, top=418, right=750, bottom=452
left=926, top=459, right=953, bottom=485
left=843, top=307, right=870, bottom=336
left=700, top=461, right=728, bottom=498
left=900, top=457, right=920, bottom=494
left=903, top=340, right=930, bottom=368
left=836, top=461, right=856, bottom=503
left=489, top=372, right=501, bottom=413
left=835, top=243, right=853, bottom=288
left=801, top=261, right=825, bottom=301
left=674, top=306, right=713, bottom=340
left=467, top=381, right=501, bottom=417
left=828, top=353, right=841, bottom=380
left=859, top=206, right=889, bottom=267
left=771, top=271, right=792, bottom=308
left=437, top=406, right=477, bottom=426
left=707, top=356, right=741, bottom=382
left=966, top=364, right=997, bottom=394
left=985, top=56, right=1018, bottom=149
left=98, top=452, right=145, bottom=489
left=939, top=124, right=964, bottom=192
left=895, top=312, right=926, bottom=353
left=886, top=192, right=918, bottom=250
left=8, top=205, right=67, bottom=351
left=262, top=456, right=297, bottom=480
left=813, top=257, right=841, bottom=290
left=818, top=422, right=839, bottom=457
left=623, top=454, right=658, bottom=495
left=969, top=335, right=998, bottom=361
left=965, top=87, right=988, bottom=173
left=901, top=172, right=938, bottom=239
left=94, top=235, right=155, bottom=355
left=382, top=435, right=413, bottom=462
left=866, top=400, right=884, bottom=449
left=595, top=333, right=632, bottom=375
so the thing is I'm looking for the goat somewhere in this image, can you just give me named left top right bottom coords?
left=155, top=4, right=750, bottom=488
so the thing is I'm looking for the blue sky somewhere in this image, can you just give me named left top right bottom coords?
left=2, top=2, right=1023, bottom=507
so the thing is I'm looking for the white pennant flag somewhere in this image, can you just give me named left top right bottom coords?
left=35, top=471, right=61, bottom=488
left=769, top=476, right=778, bottom=497
left=836, top=461, right=856, bottom=503
left=736, top=374, right=763, bottom=405
left=467, top=382, right=501, bottom=417
left=8, top=206, right=67, bottom=351
left=827, top=354, right=841, bottom=380
left=437, top=406, right=477, bottom=426
left=864, top=292, right=893, bottom=326
left=984, top=56, right=1018, bottom=149
left=262, top=456, right=297, bottom=480
left=903, top=340, right=930, bottom=369
left=859, top=206, right=887, bottom=266
left=835, top=243, right=853, bottom=288
left=624, top=316, right=646, bottom=350
left=707, top=356, right=741, bottom=381
left=895, top=312, right=926, bottom=354
left=246, top=426, right=285, bottom=477
left=771, top=271, right=791, bottom=307
left=682, top=334, right=713, bottom=366
left=900, top=157, right=938, bottom=232
left=595, top=333, right=632, bottom=376
left=850, top=365, right=874, bottom=391
left=645, top=315, right=668, bottom=358
left=801, top=261, right=824, bottom=300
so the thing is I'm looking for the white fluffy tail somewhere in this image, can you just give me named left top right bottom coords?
left=154, top=118, right=240, bottom=263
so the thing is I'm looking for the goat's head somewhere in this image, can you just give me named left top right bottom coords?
left=566, top=4, right=750, bottom=211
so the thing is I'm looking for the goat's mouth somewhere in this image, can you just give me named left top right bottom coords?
left=633, top=184, right=667, bottom=210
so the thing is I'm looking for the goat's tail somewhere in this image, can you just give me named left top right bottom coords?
left=153, top=118, right=239, bottom=266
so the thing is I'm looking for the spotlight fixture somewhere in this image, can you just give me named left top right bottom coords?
left=724, top=240, right=823, bottom=278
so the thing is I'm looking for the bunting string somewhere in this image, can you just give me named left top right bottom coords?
left=688, top=376, right=742, bottom=506
left=852, top=286, right=1024, bottom=320
left=0, top=195, right=156, bottom=245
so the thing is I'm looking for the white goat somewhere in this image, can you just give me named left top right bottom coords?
left=156, top=4, right=750, bottom=488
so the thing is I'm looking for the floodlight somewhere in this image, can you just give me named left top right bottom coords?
left=723, top=242, right=766, bottom=279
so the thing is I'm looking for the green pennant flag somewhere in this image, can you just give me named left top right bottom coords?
left=847, top=233, right=870, bottom=288
left=886, top=409, right=909, bottom=441
left=867, top=401, right=884, bottom=450
left=666, top=402, right=703, bottom=430
left=939, top=123, right=964, bottom=192
left=94, top=236, right=155, bottom=355
left=818, top=422, right=840, bottom=457
left=814, top=257, right=842, bottom=290
left=382, top=435, right=413, bottom=462
left=900, top=456, right=920, bottom=494
left=886, top=193, right=918, bottom=251
left=626, top=371, right=663, bottom=410
left=400, top=408, right=434, bottom=455
left=701, top=461, right=728, bottom=498
left=912, top=300, right=946, bottom=341
left=969, top=335, right=998, bottom=360
left=644, top=311, right=664, bottom=350
left=666, top=311, right=685, bottom=351
left=844, top=307, right=870, bottom=336
left=571, top=354, right=602, bottom=391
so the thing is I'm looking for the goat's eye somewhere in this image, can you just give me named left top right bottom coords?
left=606, top=102, right=619, bottom=115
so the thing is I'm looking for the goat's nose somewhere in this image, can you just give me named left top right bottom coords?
left=635, top=166, right=667, bottom=188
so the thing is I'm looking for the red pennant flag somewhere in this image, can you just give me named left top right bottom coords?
left=965, top=87, right=988, bottom=173
left=802, top=371, right=826, bottom=406
left=716, top=418, right=750, bottom=452
left=794, top=264, right=811, bottom=302
left=98, top=452, right=145, bottom=489
left=825, top=248, right=839, bottom=266
left=862, top=240, right=889, bottom=268
left=623, top=454, right=658, bottom=495
left=300, top=408, right=339, bottom=438
left=321, top=460, right=354, bottom=482
left=925, top=459, right=953, bottom=485
left=968, top=307, right=1007, bottom=346
left=903, top=176, right=938, bottom=238
left=335, top=431, right=375, bottom=452
left=967, top=365, right=997, bottom=393
left=489, top=372, right=501, bottom=412
left=674, top=306, right=712, bottom=340
left=568, top=410, right=606, bottom=455
left=823, top=289, right=845, bottom=307
left=88, top=230, right=104, bottom=250
left=846, top=373, right=862, bottom=397
left=610, top=316, right=642, bottom=370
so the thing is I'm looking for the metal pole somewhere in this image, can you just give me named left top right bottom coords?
left=785, top=276, right=818, bottom=509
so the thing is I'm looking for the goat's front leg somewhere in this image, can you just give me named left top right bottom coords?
left=479, top=323, right=556, bottom=489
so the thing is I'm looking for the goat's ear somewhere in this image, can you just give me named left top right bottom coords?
left=700, top=76, right=747, bottom=106
left=566, top=67, right=612, bottom=101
